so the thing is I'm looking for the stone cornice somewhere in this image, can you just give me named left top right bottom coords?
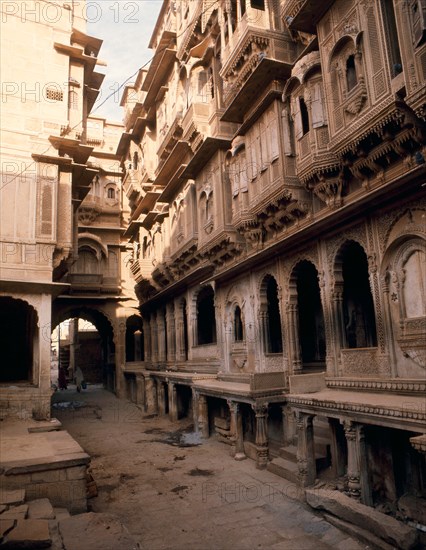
left=325, top=377, right=426, bottom=395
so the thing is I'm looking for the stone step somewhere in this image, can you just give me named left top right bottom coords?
left=267, top=457, right=298, bottom=483
left=279, top=445, right=297, bottom=462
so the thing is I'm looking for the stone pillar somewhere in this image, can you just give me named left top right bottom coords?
left=228, top=401, right=246, bottom=460
left=198, top=394, right=209, bottom=438
left=282, top=404, right=296, bottom=446
left=143, top=318, right=151, bottom=362
left=166, top=304, right=176, bottom=363
left=135, top=375, right=145, bottom=407
left=332, top=289, right=345, bottom=353
left=169, top=382, right=178, bottom=422
left=150, top=313, right=158, bottom=363
left=192, top=388, right=199, bottom=431
left=286, top=302, right=302, bottom=373
left=157, top=311, right=166, bottom=363
left=145, top=377, right=158, bottom=415
left=343, top=420, right=372, bottom=505
left=259, top=306, right=269, bottom=354
left=252, top=403, right=269, bottom=469
left=157, top=382, right=166, bottom=415
left=175, top=300, right=187, bottom=361
left=295, top=411, right=316, bottom=487
left=382, top=276, right=398, bottom=377
left=328, top=418, right=346, bottom=477
left=69, top=317, right=79, bottom=380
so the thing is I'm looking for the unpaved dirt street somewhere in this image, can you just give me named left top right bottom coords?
left=52, top=387, right=366, bottom=550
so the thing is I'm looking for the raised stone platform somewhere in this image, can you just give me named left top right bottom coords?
left=0, top=419, right=90, bottom=514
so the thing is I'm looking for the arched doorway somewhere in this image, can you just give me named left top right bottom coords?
left=52, top=307, right=115, bottom=392
left=295, top=261, right=326, bottom=369
left=337, top=241, right=377, bottom=349
left=0, top=297, right=38, bottom=383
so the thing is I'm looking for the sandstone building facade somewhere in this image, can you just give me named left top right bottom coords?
left=0, top=1, right=132, bottom=418
left=119, top=0, right=426, bottom=530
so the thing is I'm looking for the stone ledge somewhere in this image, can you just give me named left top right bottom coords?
left=2, top=455, right=90, bottom=476
left=306, top=488, right=418, bottom=550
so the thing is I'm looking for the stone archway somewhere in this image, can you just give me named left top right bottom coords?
left=52, top=306, right=116, bottom=391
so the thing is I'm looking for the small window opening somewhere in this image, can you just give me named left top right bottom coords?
left=300, top=97, right=310, bottom=135
left=346, top=55, right=358, bottom=91
left=234, top=306, right=244, bottom=342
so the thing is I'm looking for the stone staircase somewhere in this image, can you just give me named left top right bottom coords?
left=267, top=416, right=332, bottom=482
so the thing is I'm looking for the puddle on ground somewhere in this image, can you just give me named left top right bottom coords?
left=187, top=467, right=214, bottom=477
left=157, top=467, right=172, bottom=472
left=147, top=426, right=203, bottom=448
left=52, top=401, right=87, bottom=409
left=174, top=456, right=186, bottom=461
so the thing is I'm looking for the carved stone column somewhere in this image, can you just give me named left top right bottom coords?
left=252, top=403, right=269, bottom=469
left=295, top=411, right=316, bottom=487
left=282, top=404, right=296, bottom=446
left=198, top=394, right=209, bottom=438
left=259, top=306, right=269, bottom=354
left=342, top=420, right=371, bottom=505
left=175, top=301, right=186, bottom=361
left=381, top=275, right=398, bottom=377
left=166, top=304, right=176, bottom=363
left=286, top=302, right=302, bottom=373
left=150, top=313, right=158, bottom=364
left=135, top=375, right=145, bottom=407
left=328, top=418, right=346, bottom=477
left=157, top=382, right=166, bottom=415
left=145, top=377, right=157, bottom=415
left=228, top=401, right=246, bottom=460
left=157, top=311, right=166, bottom=363
left=168, top=382, right=178, bottom=422
left=332, top=288, right=345, bottom=354
left=343, top=420, right=361, bottom=500
left=143, top=318, right=151, bottom=363
left=192, top=388, right=199, bottom=432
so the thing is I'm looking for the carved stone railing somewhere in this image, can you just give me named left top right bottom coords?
left=340, top=348, right=391, bottom=377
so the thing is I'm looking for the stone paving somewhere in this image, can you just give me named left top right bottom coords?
left=52, top=387, right=368, bottom=550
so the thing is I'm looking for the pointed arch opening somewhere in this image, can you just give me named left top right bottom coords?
left=260, top=275, right=283, bottom=354
left=197, top=286, right=217, bottom=345
left=338, top=241, right=377, bottom=349
left=295, top=261, right=326, bottom=367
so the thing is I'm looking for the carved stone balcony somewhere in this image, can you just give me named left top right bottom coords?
left=220, top=28, right=293, bottom=123
left=282, top=0, right=334, bottom=34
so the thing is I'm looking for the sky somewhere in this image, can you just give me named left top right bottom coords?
left=87, top=1, right=163, bottom=122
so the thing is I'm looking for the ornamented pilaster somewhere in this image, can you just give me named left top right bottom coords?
left=295, top=411, right=316, bottom=487
left=150, top=313, right=158, bottom=364
left=286, top=302, right=302, bottom=373
left=166, top=304, right=176, bottom=363
left=252, top=403, right=269, bottom=469
left=175, top=300, right=186, bottom=361
left=157, top=311, right=166, bottom=363
left=143, top=318, right=151, bottom=363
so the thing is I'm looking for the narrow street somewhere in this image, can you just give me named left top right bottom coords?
left=51, top=387, right=366, bottom=550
